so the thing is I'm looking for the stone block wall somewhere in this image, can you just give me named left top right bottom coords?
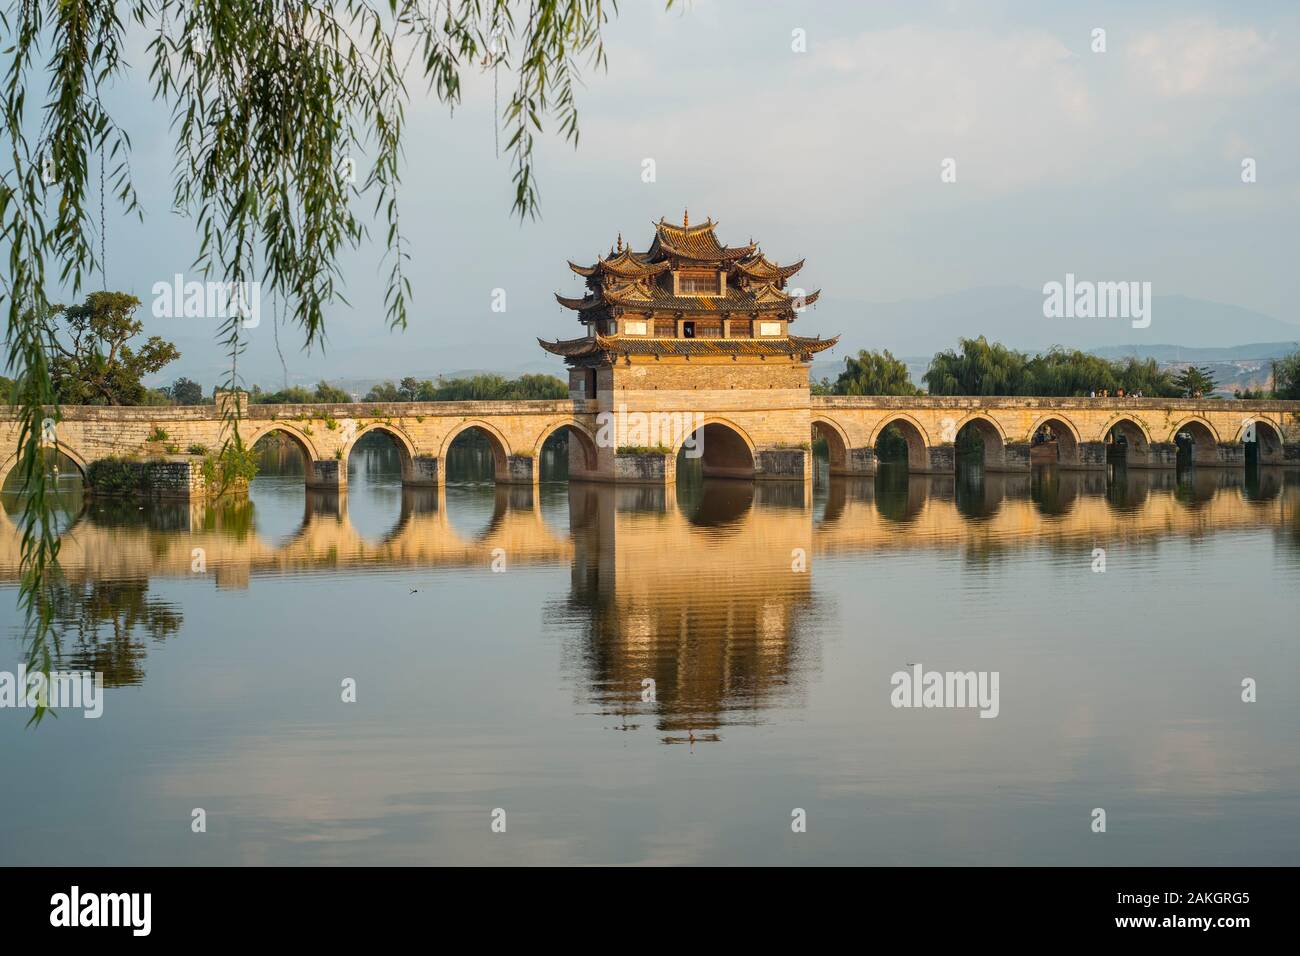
left=614, top=451, right=675, bottom=483
left=755, top=448, right=810, bottom=480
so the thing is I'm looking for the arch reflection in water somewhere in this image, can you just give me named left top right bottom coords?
left=343, top=430, right=406, bottom=543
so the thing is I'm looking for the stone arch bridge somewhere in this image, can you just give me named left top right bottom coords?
left=1, top=391, right=1296, bottom=496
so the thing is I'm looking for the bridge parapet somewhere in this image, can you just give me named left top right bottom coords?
left=812, top=395, right=1300, bottom=414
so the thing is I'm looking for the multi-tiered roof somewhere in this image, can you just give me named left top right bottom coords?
left=540, top=213, right=835, bottom=363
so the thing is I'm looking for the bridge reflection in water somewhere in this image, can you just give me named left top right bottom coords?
left=3, top=454, right=1297, bottom=740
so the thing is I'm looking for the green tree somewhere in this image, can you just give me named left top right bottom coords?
left=1111, top=356, right=1179, bottom=397
left=398, top=376, right=430, bottom=401
left=364, top=381, right=402, bottom=402
left=164, top=377, right=205, bottom=405
left=41, top=292, right=181, bottom=405
left=1173, top=365, right=1218, bottom=397
left=506, top=374, right=569, bottom=400
left=432, top=373, right=567, bottom=400
left=1023, top=348, right=1115, bottom=395
left=829, top=349, right=921, bottom=396
left=924, top=337, right=1030, bottom=395
left=363, top=374, right=566, bottom=401
left=250, top=384, right=305, bottom=404
left=312, top=382, right=352, bottom=403
left=921, top=339, right=1182, bottom=397
left=254, top=381, right=352, bottom=403
left=1271, top=349, right=1300, bottom=400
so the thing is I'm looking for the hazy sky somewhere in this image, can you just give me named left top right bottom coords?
left=49, top=0, right=1300, bottom=384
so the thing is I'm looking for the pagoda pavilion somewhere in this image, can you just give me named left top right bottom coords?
left=539, top=213, right=836, bottom=386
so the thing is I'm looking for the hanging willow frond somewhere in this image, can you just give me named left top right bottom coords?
left=1, top=0, right=643, bottom=724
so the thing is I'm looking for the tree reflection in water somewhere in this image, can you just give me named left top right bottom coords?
left=46, top=578, right=182, bottom=687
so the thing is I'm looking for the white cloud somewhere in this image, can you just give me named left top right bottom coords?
left=1126, top=18, right=1294, bottom=97
left=576, top=25, right=1103, bottom=212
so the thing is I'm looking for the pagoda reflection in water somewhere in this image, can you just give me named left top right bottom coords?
left=554, top=481, right=823, bottom=741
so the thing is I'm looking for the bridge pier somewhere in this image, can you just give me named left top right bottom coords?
left=925, top=445, right=955, bottom=473
left=1146, top=442, right=1179, bottom=468
left=754, top=448, right=811, bottom=481
left=993, top=442, right=1033, bottom=472
left=614, top=450, right=676, bottom=483
left=1079, top=441, right=1108, bottom=468
left=307, top=458, right=346, bottom=490
left=1214, top=442, right=1246, bottom=467
left=403, top=455, right=440, bottom=486
left=831, top=446, right=877, bottom=476
left=502, top=454, right=538, bottom=484
left=1111, top=441, right=1179, bottom=469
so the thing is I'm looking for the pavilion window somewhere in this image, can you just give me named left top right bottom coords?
left=677, top=272, right=721, bottom=295
left=683, top=321, right=696, bottom=338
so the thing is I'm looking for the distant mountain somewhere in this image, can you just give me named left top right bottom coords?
left=1088, top=342, right=1299, bottom=362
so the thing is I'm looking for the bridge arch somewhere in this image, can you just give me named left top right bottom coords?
left=810, top=416, right=851, bottom=472
left=244, top=423, right=323, bottom=463
left=1098, top=415, right=1153, bottom=446
left=0, top=444, right=90, bottom=491
left=674, top=417, right=756, bottom=479
left=1168, top=416, right=1221, bottom=445
left=343, top=422, right=417, bottom=477
left=439, top=419, right=512, bottom=481
left=3, top=444, right=90, bottom=481
left=953, top=412, right=1008, bottom=469
left=1027, top=415, right=1082, bottom=467
left=869, top=414, right=932, bottom=471
left=1169, top=416, right=1221, bottom=466
left=1234, top=418, right=1285, bottom=465
left=1101, top=416, right=1154, bottom=467
left=532, top=418, right=600, bottom=476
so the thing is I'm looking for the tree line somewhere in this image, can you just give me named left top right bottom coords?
left=249, top=373, right=568, bottom=403
left=814, top=336, right=1300, bottom=400
left=3, top=291, right=569, bottom=406
left=359, top=374, right=568, bottom=402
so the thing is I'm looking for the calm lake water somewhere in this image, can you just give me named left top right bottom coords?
left=2, top=435, right=1298, bottom=865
